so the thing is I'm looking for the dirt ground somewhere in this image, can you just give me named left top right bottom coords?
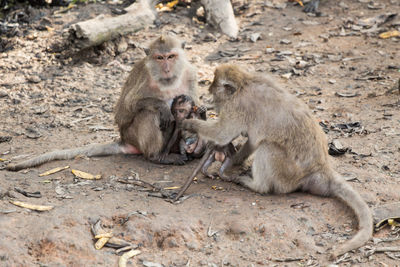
left=1, top=0, right=400, bottom=266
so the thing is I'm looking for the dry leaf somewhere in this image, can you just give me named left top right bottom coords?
left=71, top=169, right=101, bottom=180
left=0, top=158, right=5, bottom=161
left=9, top=200, right=54, bottom=211
left=39, top=166, right=69, bottom=177
left=119, top=250, right=141, bottom=267
left=164, top=186, right=180, bottom=190
left=95, top=233, right=113, bottom=239
left=95, top=237, right=110, bottom=250
left=379, top=30, right=400, bottom=39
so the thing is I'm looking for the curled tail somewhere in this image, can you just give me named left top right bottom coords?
left=329, top=172, right=373, bottom=258
left=6, top=142, right=123, bottom=171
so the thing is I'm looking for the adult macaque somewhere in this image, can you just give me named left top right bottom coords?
left=7, top=35, right=197, bottom=171
left=182, top=64, right=372, bottom=258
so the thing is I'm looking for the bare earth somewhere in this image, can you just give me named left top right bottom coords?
left=1, top=1, right=400, bottom=266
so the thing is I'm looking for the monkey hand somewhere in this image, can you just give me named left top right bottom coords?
left=159, top=109, right=175, bottom=131
left=196, top=105, right=207, bottom=120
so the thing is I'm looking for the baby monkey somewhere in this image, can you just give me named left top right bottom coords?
left=168, top=95, right=236, bottom=179
left=161, top=94, right=207, bottom=161
left=201, top=143, right=236, bottom=180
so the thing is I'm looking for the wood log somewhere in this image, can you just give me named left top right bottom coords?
left=201, top=0, right=238, bottom=38
left=69, top=0, right=156, bottom=49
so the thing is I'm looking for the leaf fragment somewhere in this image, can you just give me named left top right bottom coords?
left=118, top=250, right=141, bottom=267
left=95, top=237, right=110, bottom=250
left=71, top=169, right=101, bottom=180
left=95, top=233, right=113, bottom=239
left=379, top=30, right=400, bottom=39
left=9, top=200, right=54, bottom=211
left=163, top=186, right=180, bottom=190
left=39, top=166, right=69, bottom=176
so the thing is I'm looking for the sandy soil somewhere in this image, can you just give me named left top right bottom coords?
left=1, top=0, right=400, bottom=266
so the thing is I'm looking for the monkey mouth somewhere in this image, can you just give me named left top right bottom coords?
left=159, top=75, right=177, bottom=84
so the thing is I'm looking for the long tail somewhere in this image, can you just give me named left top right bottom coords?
left=6, top=142, right=123, bottom=171
left=329, top=172, right=373, bottom=258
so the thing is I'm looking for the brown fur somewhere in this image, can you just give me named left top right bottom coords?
left=182, top=64, right=372, bottom=258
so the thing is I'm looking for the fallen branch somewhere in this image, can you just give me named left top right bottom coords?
left=69, top=0, right=157, bottom=49
left=201, top=0, right=238, bottom=38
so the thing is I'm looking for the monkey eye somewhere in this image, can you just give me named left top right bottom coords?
left=156, top=55, right=164, bottom=60
left=167, top=54, right=176, bottom=60
left=177, top=109, right=185, bottom=113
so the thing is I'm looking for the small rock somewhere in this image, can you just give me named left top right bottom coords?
left=250, top=32, right=261, bottom=42
left=0, top=91, right=8, bottom=98
left=328, top=79, right=336, bottom=84
left=186, top=241, right=199, bottom=250
left=117, top=38, right=128, bottom=54
left=280, top=39, right=292, bottom=45
left=265, top=47, right=275, bottom=53
left=25, top=128, right=41, bottom=139
left=26, top=75, right=41, bottom=83
left=281, top=73, right=292, bottom=79
left=142, top=261, right=164, bottom=267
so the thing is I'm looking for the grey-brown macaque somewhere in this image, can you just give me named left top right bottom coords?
left=182, top=64, right=372, bottom=258
left=201, top=143, right=236, bottom=180
left=6, top=35, right=197, bottom=171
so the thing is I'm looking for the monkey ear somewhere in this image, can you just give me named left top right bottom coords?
left=144, top=48, right=150, bottom=56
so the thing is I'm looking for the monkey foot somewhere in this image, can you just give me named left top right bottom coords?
left=122, top=144, right=142, bottom=154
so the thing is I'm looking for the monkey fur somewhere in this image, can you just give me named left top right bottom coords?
left=182, top=64, right=372, bottom=258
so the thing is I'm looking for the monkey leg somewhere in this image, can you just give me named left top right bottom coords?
left=232, top=140, right=253, bottom=166
left=219, top=157, right=233, bottom=180
left=236, top=143, right=300, bottom=194
left=303, top=0, right=320, bottom=14
left=123, top=110, right=184, bottom=165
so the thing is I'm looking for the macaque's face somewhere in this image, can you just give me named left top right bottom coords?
left=172, top=101, right=193, bottom=122
left=153, top=52, right=179, bottom=79
left=183, top=132, right=199, bottom=154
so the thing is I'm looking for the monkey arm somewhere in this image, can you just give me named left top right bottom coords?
left=134, top=97, right=174, bottom=131
left=182, top=119, right=243, bottom=146
left=178, top=138, right=189, bottom=161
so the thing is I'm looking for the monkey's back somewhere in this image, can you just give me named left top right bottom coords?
left=238, top=75, right=329, bottom=173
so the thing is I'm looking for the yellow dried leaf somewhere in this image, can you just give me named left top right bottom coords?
left=10, top=200, right=54, bottom=211
left=118, top=250, right=141, bottom=267
left=39, top=166, right=69, bottom=177
left=0, top=158, right=5, bottom=161
left=211, top=185, right=223, bottom=191
left=164, top=186, right=180, bottom=190
left=95, top=233, right=113, bottom=239
left=95, top=237, right=110, bottom=250
left=166, top=0, right=179, bottom=8
left=293, top=0, right=304, bottom=7
left=379, top=30, right=400, bottom=39
left=71, top=169, right=101, bottom=180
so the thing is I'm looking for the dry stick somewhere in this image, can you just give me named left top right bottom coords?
left=174, top=145, right=214, bottom=201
